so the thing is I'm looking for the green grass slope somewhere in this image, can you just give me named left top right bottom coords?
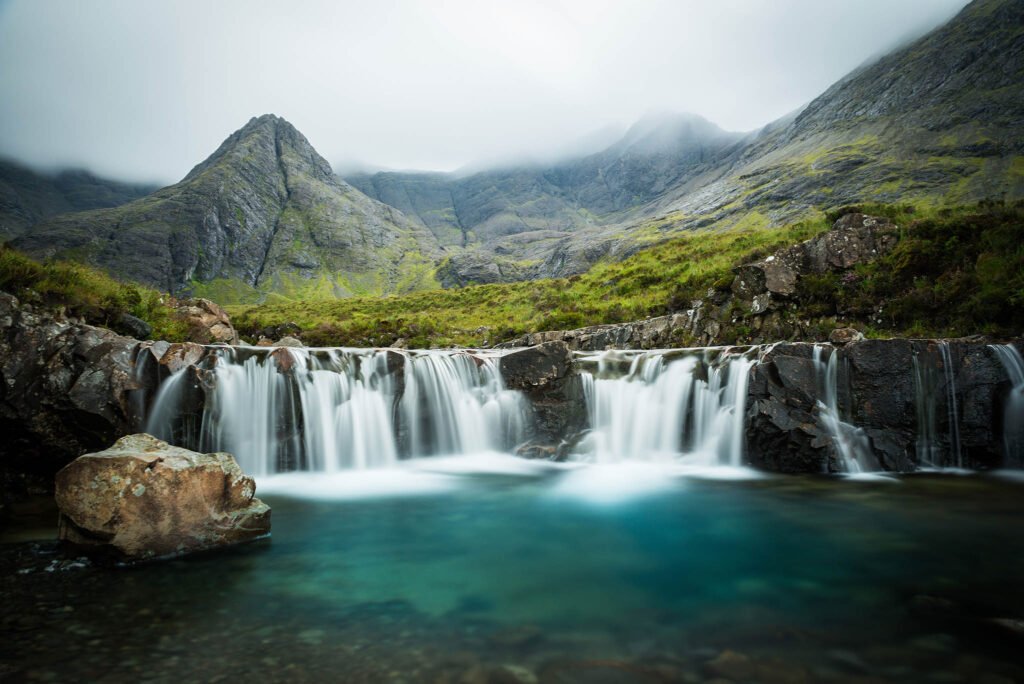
left=230, top=201, right=1024, bottom=348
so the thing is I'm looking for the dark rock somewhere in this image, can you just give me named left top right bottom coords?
left=500, top=342, right=587, bottom=444
left=500, top=342, right=572, bottom=393
left=745, top=338, right=1015, bottom=473
left=0, top=293, right=151, bottom=495
left=114, top=313, right=152, bottom=340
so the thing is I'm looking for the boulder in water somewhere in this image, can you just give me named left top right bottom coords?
left=55, top=434, right=270, bottom=560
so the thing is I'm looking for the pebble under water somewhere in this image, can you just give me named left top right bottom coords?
left=2, top=460, right=1024, bottom=683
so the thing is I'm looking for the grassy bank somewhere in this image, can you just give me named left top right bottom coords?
left=0, top=245, right=186, bottom=339
left=230, top=201, right=1023, bottom=347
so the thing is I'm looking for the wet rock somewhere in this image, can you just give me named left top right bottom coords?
left=172, top=298, right=239, bottom=345
left=488, top=625, right=544, bottom=649
left=515, top=443, right=560, bottom=461
left=500, top=342, right=572, bottom=393
left=55, top=434, right=270, bottom=560
left=704, top=650, right=754, bottom=681
left=535, top=659, right=664, bottom=683
left=158, top=342, right=207, bottom=373
left=488, top=664, right=538, bottom=684
left=745, top=338, right=1014, bottom=472
left=0, top=293, right=148, bottom=494
left=500, top=342, right=587, bottom=445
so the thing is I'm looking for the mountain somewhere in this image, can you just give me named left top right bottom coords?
left=9, top=0, right=1022, bottom=300
left=0, top=160, right=157, bottom=239
left=523, top=0, right=1024, bottom=279
left=347, top=112, right=743, bottom=285
left=353, top=0, right=1024, bottom=283
left=14, top=115, right=441, bottom=301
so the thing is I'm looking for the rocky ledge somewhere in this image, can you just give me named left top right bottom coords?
left=498, top=213, right=901, bottom=351
left=55, top=434, right=269, bottom=560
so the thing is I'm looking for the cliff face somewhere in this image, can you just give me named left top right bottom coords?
left=14, top=115, right=442, bottom=302
left=0, top=160, right=157, bottom=240
left=352, top=0, right=1024, bottom=285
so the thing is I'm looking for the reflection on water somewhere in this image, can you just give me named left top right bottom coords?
left=2, top=462, right=1024, bottom=683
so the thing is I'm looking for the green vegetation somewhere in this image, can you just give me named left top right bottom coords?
left=230, top=217, right=831, bottom=347
left=231, top=201, right=1024, bottom=348
left=0, top=244, right=186, bottom=340
left=801, top=200, right=1024, bottom=338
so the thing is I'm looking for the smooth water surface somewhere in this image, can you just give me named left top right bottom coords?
left=3, top=461, right=1024, bottom=683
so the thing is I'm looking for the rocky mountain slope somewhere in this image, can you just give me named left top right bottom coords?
left=347, top=112, right=745, bottom=285
left=522, top=0, right=1024, bottom=279
left=352, top=0, right=1024, bottom=284
left=0, top=160, right=156, bottom=239
left=13, top=115, right=441, bottom=302
left=6, top=0, right=1021, bottom=300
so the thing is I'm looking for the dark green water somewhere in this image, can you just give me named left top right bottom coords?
left=3, top=461, right=1024, bottom=683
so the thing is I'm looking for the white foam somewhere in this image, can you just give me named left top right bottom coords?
left=840, top=472, right=901, bottom=483
left=405, top=451, right=569, bottom=477
left=256, top=469, right=460, bottom=500
left=989, top=469, right=1024, bottom=483
left=548, top=462, right=683, bottom=504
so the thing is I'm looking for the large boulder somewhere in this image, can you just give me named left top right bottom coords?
left=499, top=342, right=587, bottom=445
left=172, top=297, right=239, bottom=345
left=55, top=434, right=270, bottom=559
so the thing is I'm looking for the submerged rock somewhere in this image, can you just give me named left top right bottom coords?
left=54, top=434, right=270, bottom=560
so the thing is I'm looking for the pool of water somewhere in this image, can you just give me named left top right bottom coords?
left=3, top=458, right=1024, bottom=683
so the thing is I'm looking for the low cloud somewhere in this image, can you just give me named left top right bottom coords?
left=0, top=0, right=969, bottom=182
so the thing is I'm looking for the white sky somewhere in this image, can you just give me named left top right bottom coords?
left=0, top=0, right=969, bottom=183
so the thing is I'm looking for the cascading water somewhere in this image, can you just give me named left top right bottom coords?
left=990, top=344, right=1024, bottom=465
left=144, top=347, right=530, bottom=475
left=912, top=341, right=963, bottom=468
left=576, top=349, right=754, bottom=465
left=812, top=346, right=879, bottom=473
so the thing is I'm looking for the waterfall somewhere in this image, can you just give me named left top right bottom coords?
left=912, top=341, right=963, bottom=468
left=577, top=349, right=754, bottom=465
left=812, top=346, right=879, bottom=473
left=938, top=342, right=963, bottom=468
left=143, top=347, right=530, bottom=475
left=990, top=344, right=1024, bottom=465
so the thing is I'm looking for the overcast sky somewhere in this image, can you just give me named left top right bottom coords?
left=0, top=0, right=969, bottom=183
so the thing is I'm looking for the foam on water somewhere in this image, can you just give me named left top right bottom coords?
left=257, top=469, right=462, bottom=501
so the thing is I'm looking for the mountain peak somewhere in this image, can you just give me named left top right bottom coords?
left=15, top=115, right=441, bottom=300
left=182, top=113, right=333, bottom=185
left=612, top=111, right=733, bottom=155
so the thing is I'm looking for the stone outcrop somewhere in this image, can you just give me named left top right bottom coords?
left=0, top=293, right=145, bottom=493
left=498, top=213, right=900, bottom=351
left=171, top=297, right=239, bottom=345
left=499, top=342, right=587, bottom=447
left=745, top=339, right=1013, bottom=473
left=55, top=434, right=270, bottom=559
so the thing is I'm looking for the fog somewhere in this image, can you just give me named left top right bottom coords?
left=0, top=0, right=969, bottom=183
